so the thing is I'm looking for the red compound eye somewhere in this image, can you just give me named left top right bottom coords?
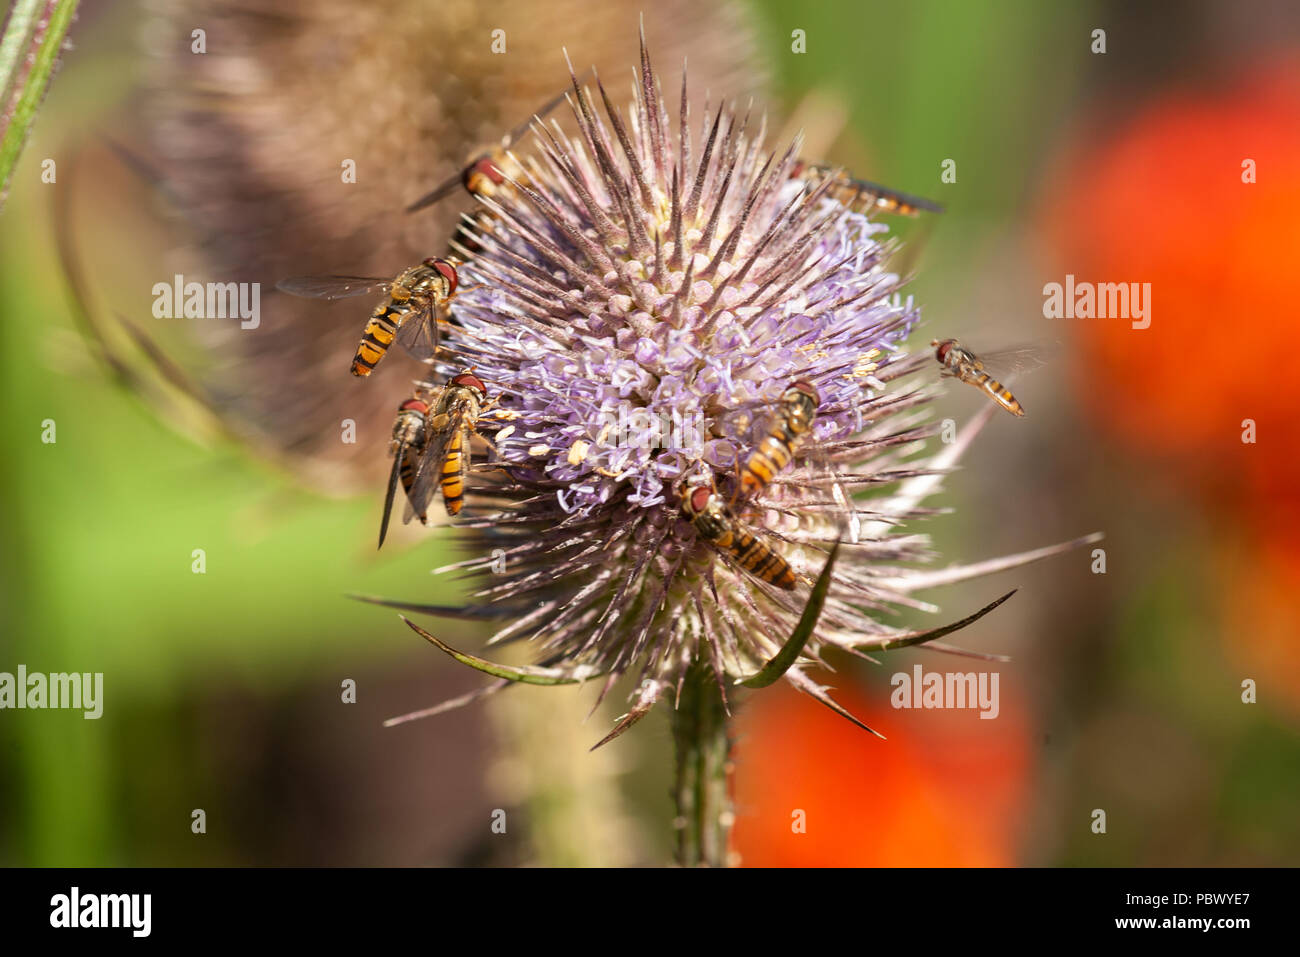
left=399, top=399, right=429, bottom=414
left=472, top=156, right=506, bottom=184
left=422, top=258, right=457, bottom=294
left=935, top=339, right=953, bottom=362
left=689, top=487, right=713, bottom=514
left=790, top=379, right=820, bottom=404
left=450, top=372, right=485, bottom=395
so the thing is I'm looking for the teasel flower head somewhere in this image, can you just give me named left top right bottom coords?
left=370, top=33, right=1101, bottom=748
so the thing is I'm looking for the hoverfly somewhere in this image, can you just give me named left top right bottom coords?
left=277, top=258, right=458, bottom=378
left=931, top=338, right=1050, bottom=417
left=405, top=370, right=495, bottom=519
left=790, top=161, right=944, bottom=217
left=729, top=378, right=864, bottom=543
left=737, top=379, right=821, bottom=499
left=378, top=387, right=436, bottom=549
left=682, top=485, right=796, bottom=590
left=404, top=81, right=583, bottom=214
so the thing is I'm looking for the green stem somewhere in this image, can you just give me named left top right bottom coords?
left=0, top=0, right=79, bottom=209
left=671, top=662, right=733, bottom=867
left=0, top=1, right=43, bottom=103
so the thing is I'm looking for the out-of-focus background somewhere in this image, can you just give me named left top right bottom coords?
left=1, top=0, right=1297, bottom=866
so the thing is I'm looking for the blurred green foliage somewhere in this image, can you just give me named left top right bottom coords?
left=0, top=6, right=463, bottom=865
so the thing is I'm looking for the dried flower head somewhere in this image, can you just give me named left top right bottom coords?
left=367, top=34, right=1099, bottom=744
left=144, top=0, right=762, bottom=492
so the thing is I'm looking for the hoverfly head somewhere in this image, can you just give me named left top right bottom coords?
left=449, top=371, right=487, bottom=398
left=421, top=257, right=459, bottom=295
left=463, top=153, right=507, bottom=198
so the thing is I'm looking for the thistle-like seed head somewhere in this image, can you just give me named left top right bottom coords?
left=387, top=35, right=1097, bottom=740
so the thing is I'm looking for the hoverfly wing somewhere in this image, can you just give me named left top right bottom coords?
left=777, top=445, right=864, bottom=547
left=275, top=275, right=392, bottom=300
left=405, top=398, right=469, bottom=523
left=499, top=72, right=589, bottom=148
left=973, top=342, right=1058, bottom=378
left=714, top=380, right=815, bottom=437
left=404, top=174, right=465, bottom=214
left=819, top=455, right=866, bottom=545
left=392, top=301, right=443, bottom=364
left=406, top=73, right=589, bottom=214
left=378, top=449, right=405, bottom=549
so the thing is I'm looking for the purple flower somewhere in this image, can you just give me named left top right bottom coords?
left=366, top=35, right=1099, bottom=748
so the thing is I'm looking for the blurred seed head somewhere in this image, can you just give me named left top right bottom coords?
left=141, top=0, right=763, bottom=491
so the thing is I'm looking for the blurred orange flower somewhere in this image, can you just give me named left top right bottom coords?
left=1218, top=537, right=1300, bottom=720
left=732, top=680, right=1030, bottom=867
left=1041, top=57, right=1300, bottom=536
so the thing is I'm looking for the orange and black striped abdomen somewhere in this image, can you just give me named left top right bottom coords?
left=683, top=487, right=796, bottom=590
left=972, top=372, right=1024, bottom=417
left=439, top=428, right=467, bottom=515
left=740, top=422, right=800, bottom=495
left=824, top=170, right=942, bottom=218
left=351, top=302, right=407, bottom=377
left=876, top=196, right=920, bottom=216
left=715, top=525, right=796, bottom=589
left=740, top=382, right=819, bottom=496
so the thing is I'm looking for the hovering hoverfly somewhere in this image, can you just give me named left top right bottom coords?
left=404, top=80, right=584, bottom=214
left=405, top=370, right=494, bottom=519
left=728, top=379, right=865, bottom=544
left=931, top=338, right=1050, bottom=417
left=378, top=387, right=436, bottom=548
left=790, top=161, right=944, bottom=217
left=682, top=485, right=796, bottom=590
left=737, top=379, right=821, bottom=499
left=277, top=258, right=458, bottom=377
